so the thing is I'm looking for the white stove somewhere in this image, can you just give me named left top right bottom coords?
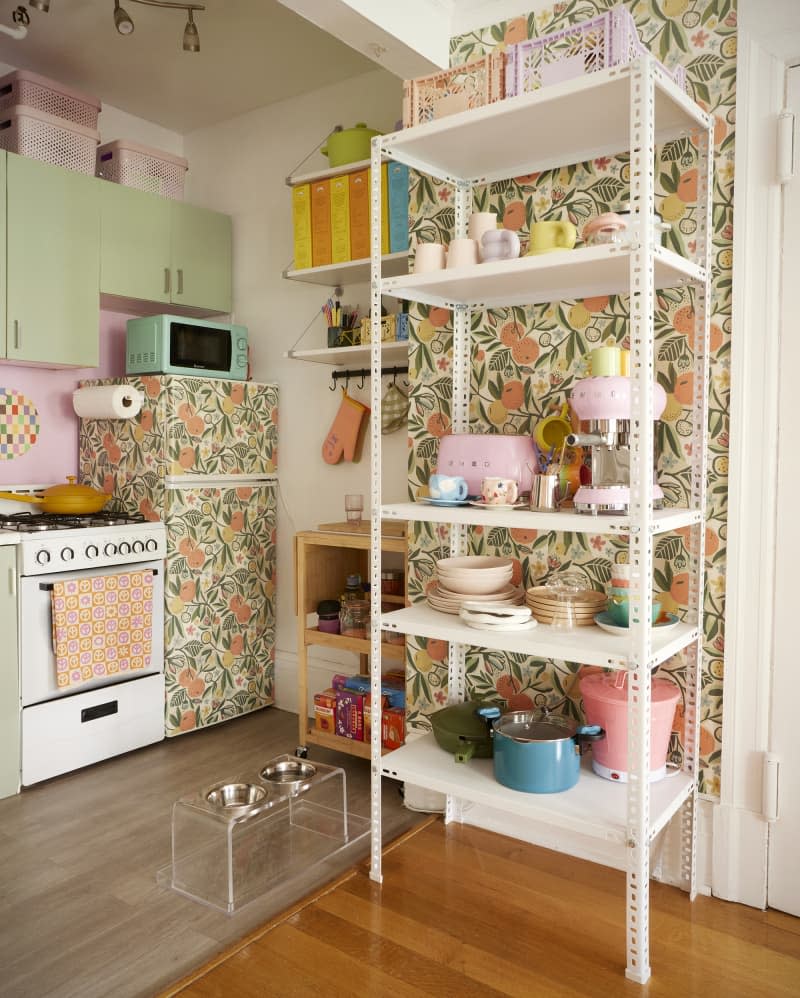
left=2, top=501, right=168, bottom=786
left=0, top=511, right=167, bottom=576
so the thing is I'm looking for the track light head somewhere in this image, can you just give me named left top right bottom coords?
left=182, top=9, right=199, bottom=52
left=29, top=0, right=51, bottom=11
left=114, top=0, right=134, bottom=35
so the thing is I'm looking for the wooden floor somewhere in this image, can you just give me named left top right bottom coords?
left=0, top=707, right=420, bottom=998
left=164, top=820, right=800, bottom=998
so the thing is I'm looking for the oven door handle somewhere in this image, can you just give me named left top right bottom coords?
left=38, top=568, right=159, bottom=590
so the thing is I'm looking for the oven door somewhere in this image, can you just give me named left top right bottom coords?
left=20, top=560, right=164, bottom=707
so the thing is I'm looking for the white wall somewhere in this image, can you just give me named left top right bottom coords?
left=182, top=67, right=407, bottom=711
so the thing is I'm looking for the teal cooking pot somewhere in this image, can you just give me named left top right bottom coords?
left=321, top=123, right=382, bottom=167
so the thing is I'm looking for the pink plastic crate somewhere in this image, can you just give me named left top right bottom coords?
left=0, top=105, right=99, bottom=174
left=403, top=53, right=505, bottom=128
left=96, top=139, right=188, bottom=200
left=0, top=69, right=100, bottom=129
left=505, top=6, right=687, bottom=97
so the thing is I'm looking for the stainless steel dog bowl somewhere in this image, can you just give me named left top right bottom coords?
left=259, top=759, right=316, bottom=794
left=205, top=781, right=267, bottom=810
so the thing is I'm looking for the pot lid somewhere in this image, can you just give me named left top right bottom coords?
left=44, top=476, right=103, bottom=498
left=494, top=709, right=577, bottom=742
left=431, top=700, right=502, bottom=739
left=579, top=673, right=681, bottom=705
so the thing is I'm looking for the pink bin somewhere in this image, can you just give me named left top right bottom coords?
left=579, top=673, right=680, bottom=783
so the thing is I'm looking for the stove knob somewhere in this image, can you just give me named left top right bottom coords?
left=118, top=542, right=131, bottom=555
left=104, top=542, right=117, bottom=557
left=145, top=538, right=158, bottom=552
left=35, top=549, right=51, bottom=566
left=132, top=540, right=144, bottom=554
left=86, top=544, right=99, bottom=559
left=61, top=547, right=74, bottom=562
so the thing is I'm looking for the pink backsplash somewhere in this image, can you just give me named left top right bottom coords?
left=0, top=311, right=131, bottom=487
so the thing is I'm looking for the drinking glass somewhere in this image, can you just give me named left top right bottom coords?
left=345, top=493, right=364, bottom=524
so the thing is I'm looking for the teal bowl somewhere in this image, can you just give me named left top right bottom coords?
left=607, top=597, right=662, bottom=627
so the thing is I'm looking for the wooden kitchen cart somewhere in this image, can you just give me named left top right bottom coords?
left=294, top=523, right=407, bottom=760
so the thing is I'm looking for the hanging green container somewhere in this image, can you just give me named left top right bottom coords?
left=321, top=123, right=382, bottom=167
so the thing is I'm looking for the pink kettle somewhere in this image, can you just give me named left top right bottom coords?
left=579, top=673, right=680, bottom=783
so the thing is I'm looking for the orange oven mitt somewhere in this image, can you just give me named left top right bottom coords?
left=322, top=389, right=370, bottom=464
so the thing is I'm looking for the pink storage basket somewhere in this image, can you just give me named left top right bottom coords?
left=505, top=6, right=687, bottom=97
left=403, top=53, right=505, bottom=128
left=0, top=69, right=100, bottom=129
left=96, top=139, right=188, bottom=200
left=0, top=105, right=99, bottom=175
left=580, top=673, right=680, bottom=783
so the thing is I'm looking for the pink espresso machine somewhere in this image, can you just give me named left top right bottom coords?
left=566, top=376, right=667, bottom=514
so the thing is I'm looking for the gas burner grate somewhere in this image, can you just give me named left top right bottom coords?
left=0, top=510, right=148, bottom=532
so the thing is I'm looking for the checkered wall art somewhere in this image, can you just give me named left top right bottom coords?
left=0, top=389, right=40, bottom=459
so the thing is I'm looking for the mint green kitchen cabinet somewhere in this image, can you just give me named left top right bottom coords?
left=6, top=153, right=100, bottom=367
left=99, top=181, right=232, bottom=314
left=0, top=546, right=19, bottom=800
left=0, top=153, right=5, bottom=358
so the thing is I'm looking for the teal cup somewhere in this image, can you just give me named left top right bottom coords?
left=607, top=594, right=662, bottom=627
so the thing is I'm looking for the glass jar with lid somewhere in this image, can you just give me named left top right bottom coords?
left=341, top=573, right=363, bottom=604
left=339, top=599, right=370, bottom=638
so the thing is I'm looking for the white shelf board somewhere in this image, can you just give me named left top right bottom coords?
left=286, top=155, right=387, bottom=187
left=381, top=243, right=705, bottom=309
left=381, top=61, right=711, bottom=184
left=380, top=604, right=698, bottom=671
left=381, top=502, right=701, bottom=535
left=380, top=732, right=694, bottom=846
left=284, top=251, right=408, bottom=287
left=287, top=340, right=409, bottom=367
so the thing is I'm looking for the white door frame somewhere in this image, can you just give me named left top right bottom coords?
left=713, top=29, right=787, bottom=908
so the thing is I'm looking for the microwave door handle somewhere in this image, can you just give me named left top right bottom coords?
left=177, top=268, right=184, bottom=295
left=164, top=268, right=171, bottom=295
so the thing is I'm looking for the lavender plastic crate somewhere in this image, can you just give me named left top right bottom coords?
left=0, top=70, right=100, bottom=129
left=403, top=53, right=505, bottom=128
left=0, top=104, right=99, bottom=174
left=505, top=6, right=687, bottom=97
left=96, top=139, right=188, bottom=200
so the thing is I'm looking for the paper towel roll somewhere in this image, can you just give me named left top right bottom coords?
left=73, top=385, right=143, bottom=419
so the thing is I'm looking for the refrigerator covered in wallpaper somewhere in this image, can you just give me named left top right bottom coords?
left=78, top=375, right=278, bottom=736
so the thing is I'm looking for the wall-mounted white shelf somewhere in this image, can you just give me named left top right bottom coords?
left=284, top=251, right=408, bottom=287
left=286, top=340, right=408, bottom=367
left=286, top=155, right=388, bottom=187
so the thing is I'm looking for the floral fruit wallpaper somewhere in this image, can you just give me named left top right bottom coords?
left=404, top=0, right=734, bottom=794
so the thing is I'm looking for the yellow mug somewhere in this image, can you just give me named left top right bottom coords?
left=528, top=220, right=577, bottom=255
left=533, top=403, right=573, bottom=452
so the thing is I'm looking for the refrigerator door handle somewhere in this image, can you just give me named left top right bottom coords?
left=164, top=475, right=277, bottom=488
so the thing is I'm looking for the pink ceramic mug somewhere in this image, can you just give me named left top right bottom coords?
left=480, top=476, right=518, bottom=505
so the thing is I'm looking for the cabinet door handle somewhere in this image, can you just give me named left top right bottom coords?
left=164, top=268, right=171, bottom=295
left=12, top=319, right=20, bottom=350
left=177, top=268, right=184, bottom=295
left=8, top=566, right=15, bottom=597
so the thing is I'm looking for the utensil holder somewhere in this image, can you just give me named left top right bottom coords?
left=529, top=473, right=561, bottom=512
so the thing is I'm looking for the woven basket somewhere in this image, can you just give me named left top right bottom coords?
left=403, top=53, right=505, bottom=128
left=0, top=105, right=99, bottom=174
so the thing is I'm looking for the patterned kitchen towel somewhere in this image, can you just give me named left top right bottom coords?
left=51, top=571, right=154, bottom=689
left=380, top=382, right=408, bottom=435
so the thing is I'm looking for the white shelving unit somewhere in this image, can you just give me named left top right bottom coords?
left=367, top=58, right=712, bottom=985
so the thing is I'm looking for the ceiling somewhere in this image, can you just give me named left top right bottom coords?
left=0, top=0, right=384, bottom=133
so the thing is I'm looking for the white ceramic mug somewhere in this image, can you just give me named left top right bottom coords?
left=480, top=476, right=519, bottom=505
left=468, top=212, right=498, bottom=259
left=446, top=238, right=479, bottom=269
left=414, top=242, right=447, bottom=274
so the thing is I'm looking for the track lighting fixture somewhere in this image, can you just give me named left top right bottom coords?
left=28, top=0, right=50, bottom=11
left=110, top=0, right=205, bottom=51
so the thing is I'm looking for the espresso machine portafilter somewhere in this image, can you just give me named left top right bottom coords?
left=567, top=376, right=667, bottom=514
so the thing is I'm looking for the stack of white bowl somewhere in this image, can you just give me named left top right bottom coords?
left=427, top=556, right=524, bottom=614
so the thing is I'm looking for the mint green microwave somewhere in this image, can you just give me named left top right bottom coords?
left=125, top=315, right=248, bottom=380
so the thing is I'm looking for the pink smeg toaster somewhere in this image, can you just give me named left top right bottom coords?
left=436, top=434, right=537, bottom=497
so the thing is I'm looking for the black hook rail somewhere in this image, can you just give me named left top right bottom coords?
left=329, top=366, right=409, bottom=391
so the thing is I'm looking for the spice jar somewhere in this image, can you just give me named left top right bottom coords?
left=341, top=573, right=363, bottom=604
left=381, top=570, right=404, bottom=596
left=339, top=599, right=370, bottom=638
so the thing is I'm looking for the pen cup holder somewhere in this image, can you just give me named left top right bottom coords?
left=328, top=326, right=359, bottom=348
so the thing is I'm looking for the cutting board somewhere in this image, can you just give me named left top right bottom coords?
left=317, top=520, right=406, bottom=538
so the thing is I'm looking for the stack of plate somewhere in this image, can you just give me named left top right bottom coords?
left=428, top=555, right=522, bottom=615
left=459, top=602, right=536, bottom=632
left=525, top=586, right=607, bottom=627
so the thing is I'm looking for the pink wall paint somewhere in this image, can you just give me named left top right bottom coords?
left=0, top=311, right=131, bottom=487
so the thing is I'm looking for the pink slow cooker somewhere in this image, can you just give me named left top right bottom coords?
left=579, top=673, right=680, bottom=783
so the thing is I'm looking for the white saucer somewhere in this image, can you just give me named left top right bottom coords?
left=468, top=500, right=526, bottom=510
left=593, top=611, right=681, bottom=636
